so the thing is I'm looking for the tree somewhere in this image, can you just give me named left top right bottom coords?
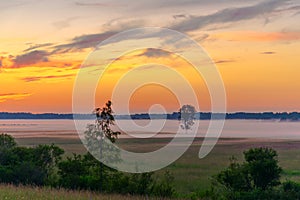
left=179, top=104, right=196, bottom=130
left=0, top=135, right=64, bottom=186
left=244, top=147, right=282, bottom=190
left=214, top=147, right=282, bottom=199
left=0, top=133, right=17, bottom=149
left=58, top=154, right=87, bottom=189
left=93, top=100, right=120, bottom=143
left=86, top=100, right=121, bottom=191
left=216, top=156, right=252, bottom=193
left=32, top=144, right=64, bottom=185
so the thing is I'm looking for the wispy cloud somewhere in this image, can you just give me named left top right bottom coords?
left=139, top=48, right=170, bottom=58
left=21, top=74, right=74, bottom=82
left=24, top=43, right=53, bottom=52
left=7, top=0, right=296, bottom=70
left=0, top=1, right=28, bottom=10
left=215, top=59, right=236, bottom=64
left=13, top=50, right=49, bottom=67
left=212, top=31, right=300, bottom=42
left=52, top=17, right=79, bottom=30
left=261, top=51, right=276, bottom=54
left=0, top=93, right=32, bottom=103
left=275, top=5, right=300, bottom=14
left=53, top=18, right=145, bottom=53
left=48, top=0, right=291, bottom=56
left=74, top=1, right=122, bottom=7
left=171, top=0, right=288, bottom=32
left=53, top=31, right=117, bottom=53
left=173, top=14, right=189, bottom=19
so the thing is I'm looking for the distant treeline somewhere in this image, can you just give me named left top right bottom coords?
left=0, top=112, right=93, bottom=120
left=0, top=112, right=299, bottom=120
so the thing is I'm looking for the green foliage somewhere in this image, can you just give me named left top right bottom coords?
left=0, top=134, right=64, bottom=186
left=244, top=147, right=282, bottom=190
left=58, top=154, right=87, bottom=189
left=0, top=133, right=17, bottom=149
left=57, top=152, right=175, bottom=197
left=215, top=148, right=282, bottom=192
left=209, top=147, right=291, bottom=200
left=151, top=171, right=175, bottom=197
left=216, top=156, right=251, bottom=192
left=280, top=180, right=300, bottom=199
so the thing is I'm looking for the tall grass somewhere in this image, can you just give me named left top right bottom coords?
left=0, top=184, right=170, bottom=200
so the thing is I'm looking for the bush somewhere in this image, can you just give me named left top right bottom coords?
left=0, top=134, right=64, bottom=186
left=280, top=180, right=300, bottom=199
left=244, top=147, right=282, bottom=190
left=0, top=134, right=16, bottom=149
left=211, top=147, right=283, bottom=200
left=57, top=152, right=175, bottom=197
left=0, top=134, right=175, bottom=197
left=152, top=171, right=175, bottom=197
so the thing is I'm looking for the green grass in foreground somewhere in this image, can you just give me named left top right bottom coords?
left=15, top=137, right=300, bottom=195
left=0, top=184, right=170, bottom=200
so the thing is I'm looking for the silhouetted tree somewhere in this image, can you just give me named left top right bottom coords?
left=87, top=100, right=121, bottom=191
left=94, top=100, right=120, bottom=143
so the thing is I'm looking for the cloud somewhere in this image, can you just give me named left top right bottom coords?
left=261, top=51, right=276, bottom=54
left=171, top=0, right=288, bottom=32
left=21, top=74, right=74, bottom=82
left=211, top=31, right=300, bottom=42
left=24, top=43, right=53, bottom=52
left=53, top=18, right=145, bottom=53
left=13, top=50, right=49, bottom=67
left=52, top=0, right=289, bottom=54
left=195, top=34, right=210, bottom=42
left=215, top=59, right=236, bottom=64
left=0, top=93, right=32, bottom=103
left=0, top=1, right=28, bottom=10
left=13, top=0, right=293, bottom=62
left=139, top=48, right=170, bottom=58
left=53, top=31, right=117, bottom=53
left=275, top=5, right=300, bottom=14
left=75, top=1, right=111, bottom=7
left=132, top=0, right=255, bottom=12
left=0, top=60, right=2, bottom=67
left=52, top=17, right=79, bottom=30
left=173, top=14, right=189, bottom=19
left=110, top=48, right=172, bottom=65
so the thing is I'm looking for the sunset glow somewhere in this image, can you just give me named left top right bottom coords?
left=1, top=0, right=299, bottom=113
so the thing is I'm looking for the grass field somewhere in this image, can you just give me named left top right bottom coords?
left=14, top=136, right=300, bottom=196
left=0, top=184, right=170, bottom=200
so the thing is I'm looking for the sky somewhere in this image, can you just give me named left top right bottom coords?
left=0, top=0, right=300, bottom=113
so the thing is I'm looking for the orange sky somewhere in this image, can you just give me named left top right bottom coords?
left=0, top=1, right=300, bottom=113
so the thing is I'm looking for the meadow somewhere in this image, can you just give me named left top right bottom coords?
left=15, top=136, right=300, bottom=196
left=0, top=184, right=171, bottom=200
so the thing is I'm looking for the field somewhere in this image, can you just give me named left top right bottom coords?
left=14, top=135, right=300, bottom=195
left=0, top=184, right=170, bottom=200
